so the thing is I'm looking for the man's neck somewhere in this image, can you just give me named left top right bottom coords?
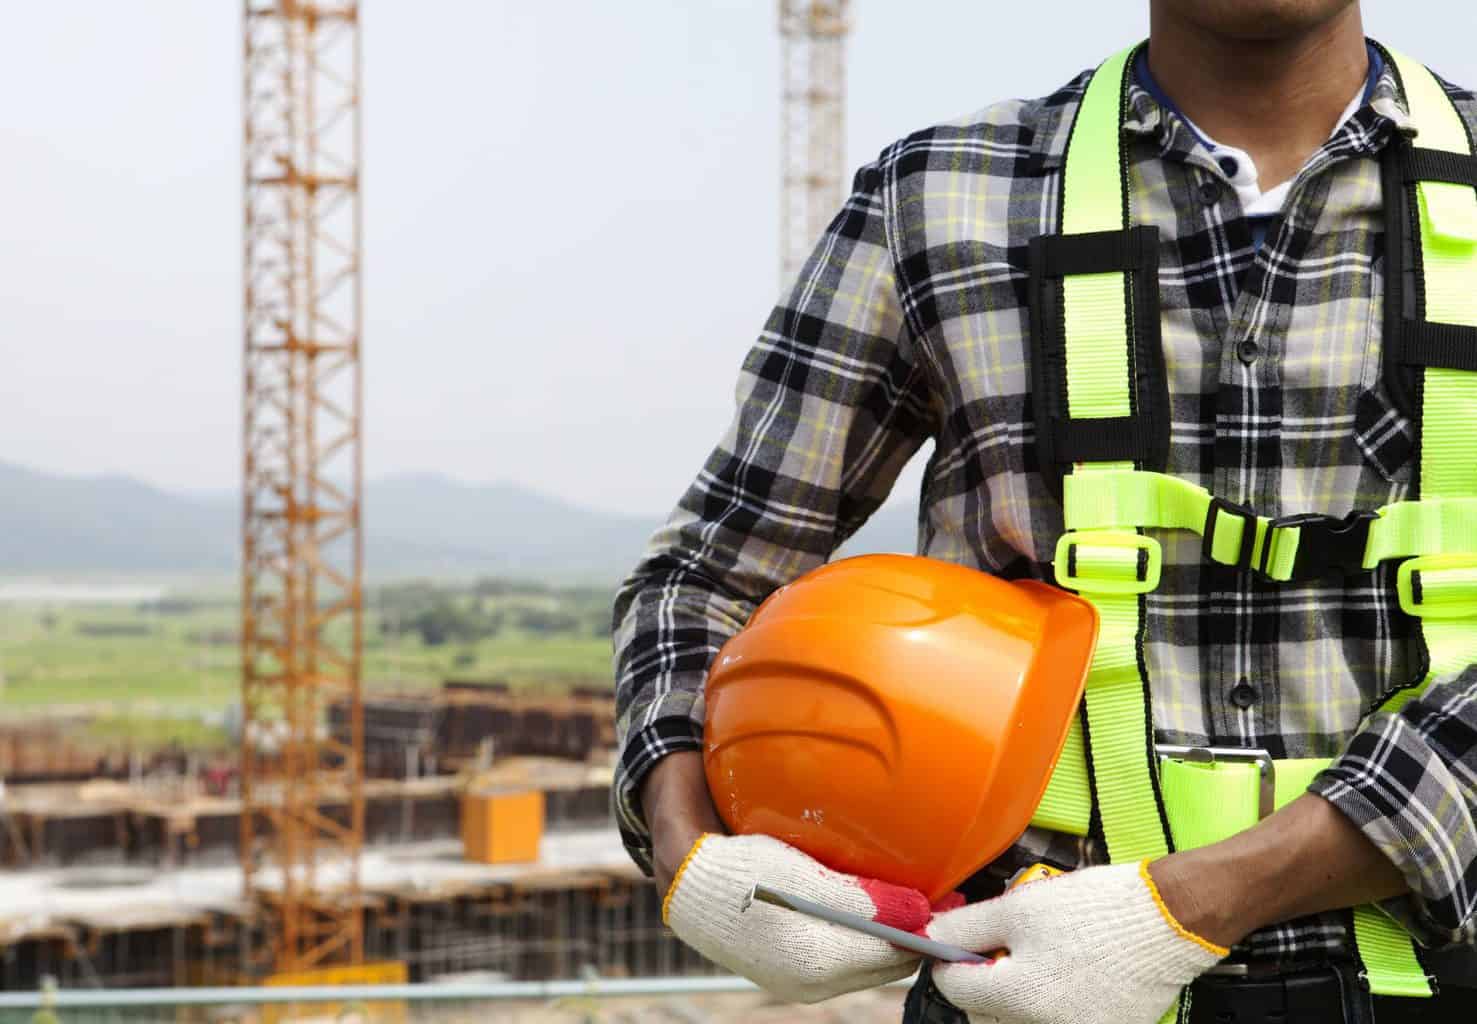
left=1146, top=5, right=1369, bottom=190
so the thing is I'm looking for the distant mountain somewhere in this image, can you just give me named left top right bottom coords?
left=364, top=473, right=660, bottom=576
left=0, top=460, right=919, bottom=579
left=0, top=460, right=656, bottom=579
left=0, top=460, right=234, bottom=571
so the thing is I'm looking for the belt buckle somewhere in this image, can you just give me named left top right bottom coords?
left=1261, top=510, right=1377, bottom=582
left=1159, top=745, right=1277, bottom=981
left=1202, top=496, right=1259, bottom=571
left=1156, top=744, right=1276, bottom=821
left=1054, top=530, right=1163, bottom=595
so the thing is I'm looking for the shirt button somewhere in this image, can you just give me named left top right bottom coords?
left=1237, top=338, right=1260, bottom=365
left=1197, top=179, right=1222, bottom=205
left=1231, top=681, right=1258, bottom=709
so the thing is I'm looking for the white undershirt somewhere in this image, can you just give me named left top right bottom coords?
left=1181, top=86, right=1368, bottom=217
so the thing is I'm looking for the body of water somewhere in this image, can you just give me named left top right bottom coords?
left=0, top=581, right=170, bottom=604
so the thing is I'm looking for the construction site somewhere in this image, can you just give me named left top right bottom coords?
left=0, top=684, right=694, bottom=992
left=0, top=0, right=861, bottom=1016
left=14, top=1, right=1477, bottom=1021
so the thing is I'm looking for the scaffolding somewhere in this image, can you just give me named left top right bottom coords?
left=0, top=829, right=700, bottom=992
left=778, top=0, right=852, bottom=285
left=241, top=0, right=365, bottom=974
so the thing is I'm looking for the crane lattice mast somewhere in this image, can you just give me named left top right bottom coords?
left=241, top=0, right=365, bottom=974
left=778, top=0, right=852, bottom=285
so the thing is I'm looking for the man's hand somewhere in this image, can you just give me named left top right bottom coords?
left=925, top=861, right=1225, bottom=1024
left=642, top=753, right=926, bottom=1003
left=663, top=832, right=928, bottom=1003
left=640, top=751, right=727, bottom=897
left=1148, top=792, right=1409, bottom=948
left=920, top=791, right=1411, bottom=1022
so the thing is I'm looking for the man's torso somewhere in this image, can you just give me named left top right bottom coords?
left=876, top=56, right=1474, bottom=964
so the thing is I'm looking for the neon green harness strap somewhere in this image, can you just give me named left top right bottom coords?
left=1052, top=43, right=1175, bottom=871
left=1154, top=754, right=1435, bottom=997
left=1060, top=48, right=1137, bottom=425
left=1050, top=53, right=1183, bottom=1022
left=1391, top=49, right=1477, bottom=501
left=1159, top=756, right=1328, bottom=850
left=1034, top=717, right=1092, bottom=834
left=1375, top=52, right=1477, bottom=740
left=1345, top=54, right=1477, bottom=998
left=1064, top=469, right=1477, bottom=578
left=1355, top=907, right=1436, bottom=998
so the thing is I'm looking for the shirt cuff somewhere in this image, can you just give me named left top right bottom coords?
left=613, top=714, right=705, bottom=876
left=1310, top=709, right=1477, bottom=948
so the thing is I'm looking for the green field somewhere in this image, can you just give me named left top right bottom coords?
left=0, top=579, right=615, bottom=723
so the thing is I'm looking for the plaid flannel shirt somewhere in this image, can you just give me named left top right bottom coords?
left=613, top=50, right=1477, bottom=971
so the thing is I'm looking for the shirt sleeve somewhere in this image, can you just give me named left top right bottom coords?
left=1310, top=663, right=1477, bottom=948
left=609, top=159, right=935, bottom=874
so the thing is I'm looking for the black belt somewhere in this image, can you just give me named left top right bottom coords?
left=901, top=960, right=1477, bottom=1024
left=1188, top=963, right=1476, bottom=1024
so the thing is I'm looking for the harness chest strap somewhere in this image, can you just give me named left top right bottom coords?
left=1025, top=42, right=1477, bottom=1011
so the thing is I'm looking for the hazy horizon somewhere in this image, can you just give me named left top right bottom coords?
left=3, top=3, right=1471, bottom=519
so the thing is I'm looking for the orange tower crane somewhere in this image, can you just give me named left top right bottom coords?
left=778, top=0, right=852, bottom=285
left=241, top=0, right=366, bottom=973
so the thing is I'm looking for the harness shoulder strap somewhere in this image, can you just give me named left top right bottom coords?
left=1029, top=43, right=1175, bottom=866
left=1031, top=44, right=1184, bottom=1024
left=1378, top=48, right=1477, bottom=716
left=1351, top=50, right=1477, bottom=998
left=1028, top=49, right=1170, bottom=496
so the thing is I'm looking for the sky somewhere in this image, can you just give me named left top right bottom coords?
left=1, top=3, right=1472, bottom=518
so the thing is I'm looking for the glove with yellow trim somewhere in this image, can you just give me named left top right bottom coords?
left=662, top=833, right=927, bottom=1003
left=924, top=861, right=1226, bottom=1024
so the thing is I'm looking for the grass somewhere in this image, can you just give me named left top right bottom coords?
left=0, top=594, right=614, bottom=722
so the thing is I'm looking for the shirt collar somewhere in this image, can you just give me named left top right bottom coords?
left=1036, top=39, right=1418, bottom=171
left=1366, top=46, right=1418, bottom=136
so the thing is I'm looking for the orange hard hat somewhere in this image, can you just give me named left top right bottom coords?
left=703, top=554, right=1098, bottom=902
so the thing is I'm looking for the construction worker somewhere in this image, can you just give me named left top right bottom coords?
left=614, top=1, right=1477, bottom=1021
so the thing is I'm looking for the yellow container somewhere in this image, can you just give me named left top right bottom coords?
left=262, top=960, right=407, bottom=1024
left=461, top=789, right=545, bottom=864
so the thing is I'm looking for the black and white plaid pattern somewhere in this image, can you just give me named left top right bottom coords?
left=612, top=51, right=1477, bottom=971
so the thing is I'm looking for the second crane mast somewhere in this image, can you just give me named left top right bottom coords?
left=778, top=0, right=852, bottom=286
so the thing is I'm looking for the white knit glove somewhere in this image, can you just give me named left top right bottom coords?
left=925, top=861, right=1226, bottom=1024
left=662, top=833, right=927, bottom=1003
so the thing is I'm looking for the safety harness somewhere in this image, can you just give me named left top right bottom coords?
left=1022, top=44, right=1477, bottom=1019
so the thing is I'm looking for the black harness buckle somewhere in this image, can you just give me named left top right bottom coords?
left=1259, top=510, right=1378, bottom=582
left=1202, top=496, right=1259, bottom=571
